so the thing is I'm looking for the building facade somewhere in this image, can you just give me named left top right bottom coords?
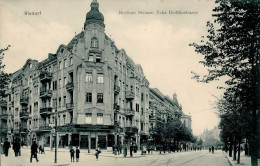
left=3, top=0, right=191, bottom=150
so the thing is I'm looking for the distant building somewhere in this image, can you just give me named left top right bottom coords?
left=200, top=126, right=221, bottom=147
left=3, top=0, right=191, bottom=150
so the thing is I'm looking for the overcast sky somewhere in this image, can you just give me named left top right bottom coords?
left=0, top=0, right=225, bottom=136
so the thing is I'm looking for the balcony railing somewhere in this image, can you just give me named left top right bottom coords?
left=20, top=112, right=29, bottom=118
left=125, top=126, right=138, bottom=134
left=39, top=125, right=52, bottom=131
left=39, top=72, right=53, bottom=82
left=0, top=112, right=8, bottom=119
left=40, top=107, right=52, bottom=115
left=113, top=103, right=120, bottom=111
left=66, top=82, right=74, bottom=91
left=149, top=115, right=156, bottom=121
left=66, top=103, right=74, bottom=110
left=125, top=109, right=135, bottom=117
left=40, top=89, right=53, bottom=98
left=114, top=85, right=120, bottom=94
left=149, top=101, right=157, bottom=108
left=20, top=97, right=29, bottom=105
left=0, top=100, right=7, bottom=107
left=125, top=91, right=135, bottom=100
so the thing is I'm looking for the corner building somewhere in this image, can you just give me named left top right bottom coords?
left=4, top=0, right=191, bottom=151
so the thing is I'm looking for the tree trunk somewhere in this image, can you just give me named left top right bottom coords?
left=229, top=138, right=233, bottom=157
left=233, top=136, right=236, bottom=161
left=237, top=141, right=241, bottom=164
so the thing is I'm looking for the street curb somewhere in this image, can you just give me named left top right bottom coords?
left=224, top=152, right=233, bottom=166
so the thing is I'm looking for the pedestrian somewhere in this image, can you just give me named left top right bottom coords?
left=141, top=144, right=144, bottom=155
left=76, top=146, right=80, bottom=162
left=39, top=145, right=42, bottom=154
left=95, top=145, right=101, bottom=160
left=209, top=147, right=211, bottom=153
left=3, top=138, right=10, bottom=157
left=130, top=144, right=133, bottom=157
left=212, top=146, right=214, bottom=154
left=123, top=143, right=127, bottom=157
left=13, top=138, right=20, bottom=157
left=70, top=146, right=75, bottom=162
left=30, top=141, right=39, bottom=163
left=119, top=143, right=122, bottom=154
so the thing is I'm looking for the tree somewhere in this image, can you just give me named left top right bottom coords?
left=0, top=45, right=11, bottom=97
left=190, top=0, right=259, bottom=165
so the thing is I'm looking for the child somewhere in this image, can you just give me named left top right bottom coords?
left=76, top=147, right=80, bottom=162
left=69, top=146, right=75, bottom=162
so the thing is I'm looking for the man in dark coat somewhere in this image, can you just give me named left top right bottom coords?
left=3, top=138, right=10, bottom=156
left=30, top=141, right=39, bottom=162
left=13, top=138, right=20, bottom=157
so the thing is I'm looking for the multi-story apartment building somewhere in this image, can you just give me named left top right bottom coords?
left=3, top=0, right=191, bottom=150
left=0, top=96, right=8, bottom=142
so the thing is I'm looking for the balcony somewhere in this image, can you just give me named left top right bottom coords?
left=66, top=82, right=74, bottom=91
left=0, top=126, right=8, bottom=133
left=20, top=126, right=28, bottom=133
left=125, top=109, right=135, bottom=117
left=0, top=112, right=8, bottom=119
left=0, top=100, right=7, bottom=107
left=125, top=91, right=135, bottom=100
left=149, top=115, right=156, bottom=121
left=149, top=101, right=157, bottom=108
left=40, top=89, right=53, bottom=98
left=20, top=112, right=29, bottom=119
left=125, top=126, right=138, bottom=134
left=113, top=103, right=120, bottom=111
left=11, top=101, right=14, bottom=107
left=66, top=103, right=74, bottom=110
left=39, top=125, right=52, bottom=131
left=114, top=85, right=120, bottom=94
left=39, top=71, right=53, bottom=82
left=20, top=97, right=29, bottom=105
left=40, top=107, right=52, bottom=115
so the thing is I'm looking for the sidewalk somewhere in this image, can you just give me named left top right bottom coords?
left=225, top=151, right=260, bottom=166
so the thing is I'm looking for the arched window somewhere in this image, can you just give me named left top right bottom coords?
left=91, top=37, right=98, bottom=48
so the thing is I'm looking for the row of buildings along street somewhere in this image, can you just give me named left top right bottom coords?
left=0, top=0, right=191, bottom=152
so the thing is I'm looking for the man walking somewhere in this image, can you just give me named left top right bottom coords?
left=69, top=146, right=75, bottom=162
left=3, top=138, right=10, bottom=157
left=76, top=147, right=80, bottom=162
left=30, top=141, right=39, bottom=163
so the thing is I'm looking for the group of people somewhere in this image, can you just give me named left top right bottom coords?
left=2, top=138, right=21, bottom=157
left=69, top=146, right=80, bottom=162
left=209, top=146, right=215, bottom=153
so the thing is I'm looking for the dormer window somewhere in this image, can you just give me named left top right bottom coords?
left=61, top=48, right=64, bottom=53
left=91, top=37, right=98, bottom=48
left=89, top=55, right=94, bottom=61
left=96, top=54, right=101, bottom=63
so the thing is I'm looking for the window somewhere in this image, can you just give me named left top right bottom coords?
left=52, top=99, right=57, bottom=107
left=86, top=93, right=92, bottom=103
left=91, top=37, right=98, bottom=48
left=97, top=113, right=103, bottom=124
left=58, top=97, right=61, bottom=107
left=97, top=74, right=104, bottom=84
left=141, top=108, right=144, bottom=115
left=53, top=81, right=57, bottom=90
left=64, top=77, right=67, bottom=86
left=59, top=79, right=62, bottom=88
left=141, top=123, right=144, bottom=131
left=85, top=113, right=92, bottom=124
left=88, top=55, right=94, bottom=61
left=70, top=57, right=73, bottom=66
left=96, top=54, right=101, bottom=62
left=34, top=102, right=38, bottom=112
left=64, top=59, right=67, bottom=68
left=59, top=61, right=62, bottom=70
left=63, top=96, right=66, bottom=106
left=97, top=93, right=103, bottom=103
left=136, top=103, right=139, bottom=112
left=141, top=93, right=144, bottom=101
left=34, top=85, right=38, bottom=95
left=85, top=73, right=93, bottom=83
